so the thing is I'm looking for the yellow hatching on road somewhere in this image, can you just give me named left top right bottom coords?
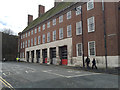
left=0, top=76, right=15, bottom=90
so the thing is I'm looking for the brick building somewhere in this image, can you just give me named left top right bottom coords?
left=0, top=32, right=18, bottom=61
left=18, top=1, right=120, bottom=68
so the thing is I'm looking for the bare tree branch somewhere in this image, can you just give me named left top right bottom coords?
left=1, top=28, right=14, bottom=35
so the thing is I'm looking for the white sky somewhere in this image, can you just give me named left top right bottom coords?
left=0, top=0, right=54, bottom=35
left=0, top=0, right=119, bottom=35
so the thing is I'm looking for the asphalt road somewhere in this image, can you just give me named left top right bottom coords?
left=0, top=61, right=119, bottom=89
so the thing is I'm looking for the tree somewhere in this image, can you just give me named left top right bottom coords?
left=1, top=28, right=14, bottom=35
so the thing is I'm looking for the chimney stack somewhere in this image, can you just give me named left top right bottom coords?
left=54, top=0, right=62, bottom=7
left=28, top=15, right=33, bottom=25
left=38, top=5, right=45, bottom=17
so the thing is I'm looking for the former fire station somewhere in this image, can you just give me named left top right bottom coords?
left=18, top=0, right=120, bottom=68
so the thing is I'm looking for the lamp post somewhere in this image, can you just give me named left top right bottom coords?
left=74, top=2, right=86, bottom=68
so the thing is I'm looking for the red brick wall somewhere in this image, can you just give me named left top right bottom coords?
left=105, top=2, right=119, bottom=56
left=72, top=2, right=106, bottom=57
left=72, top=2, right=119, bottom=57
left=19, top=2, right=119, bottom=58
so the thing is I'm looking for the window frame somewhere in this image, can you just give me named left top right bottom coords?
left=59, top=15, right=63, bottom=23
left=76, top=43, right=82, bottom=57
left=87, top=0, right=94, bottom=11
left=59, top=28, right=63, bottom=39
left=38, top=36, right=41, bottom=45
left=34, top=37, right=37, bottom=45
left=31, top=38, right=33, bottom=46
left=67, top=11, right=71, bottom=20
left=87, top=16, right=95, bottom=32
left=42, top=34, right=45, bottom=44
left=43, top=24, right=45, bottom=30
left=53, top=30, right=56, bottom=41
left=28, top=40, right=30, bottom=47
left=26, top=33, right=27, bottom=38
left=88, top=41, right=96, bottom=56
left=31, top=30, right=33, bottom=35
left=35, top=28, right=37, bottom=34
left=76, top=6, right=81, bottom=15
left=67, top=25, right=72, bottom=37
left=38, top=26, right=41, bottom=32
left=47, top=22, right=50, bottom=28
left=47, top=32, right=50, bottom=43
left=76, top=21, right=82, bottom=35
left=53, top=19, right=56, bottom=26
left=28, top=32, right=30, bottom=36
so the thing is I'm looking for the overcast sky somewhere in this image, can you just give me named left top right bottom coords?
left=0, top=0, right=54, bottom=35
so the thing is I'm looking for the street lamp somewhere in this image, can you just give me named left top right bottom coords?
left=74, top=2, right=86, bottom=68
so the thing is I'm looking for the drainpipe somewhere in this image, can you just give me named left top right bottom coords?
left=102, top=0, right=108, bottom=69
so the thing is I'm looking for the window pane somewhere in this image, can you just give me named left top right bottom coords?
left=77, top=43, right=82, bottom=56
left=59, top=28, right=63, bottom=39
left=67, top=11, right=71, bottom=19
left=89, top=41, right=95, bottom=56
left=87, top=0, right=94, bottom=11
left=88, top=16, right=95, bottom=32
left=67, top=25, right=72, bottom=37
left=76, top=6, right=81, bottom=15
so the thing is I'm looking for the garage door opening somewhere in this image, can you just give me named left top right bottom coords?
left=50, top=47, right=56, bottom=64
left=26, top=51, right=29, bottom=62
left=36, top=50, right=40, bottom=63
left=31, top=50, right=34, bottom=63
left=59, top=46, right=68, bottom=65
left=42, top=49, right=47, bottom=64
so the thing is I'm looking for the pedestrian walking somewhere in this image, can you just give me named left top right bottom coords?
left=92, top=58, right=97, bottom=69
left=85, top=56, right=90, bottom=68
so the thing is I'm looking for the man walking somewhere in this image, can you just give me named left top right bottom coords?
left=85, top=56, right=90, bottom=68
left=92, top=58, right=97, bottom=69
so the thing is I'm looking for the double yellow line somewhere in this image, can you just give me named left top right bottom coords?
left=0, top=76, right=15, bottom=90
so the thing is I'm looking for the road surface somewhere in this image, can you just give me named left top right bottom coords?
left=0, top=61, right=119, bottom=89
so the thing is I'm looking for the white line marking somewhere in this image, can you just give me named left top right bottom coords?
left=66, top=73, right=101, bottom=78
left=3, top=73, right=7, bottom=76
left=42, top=70, right=101, bottom=78
left=67, top=71, right=73, bottom=73
left=42, top=70, right=66, bottom=78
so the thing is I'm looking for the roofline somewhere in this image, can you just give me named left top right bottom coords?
left=22, top=2, right=87, bottom=34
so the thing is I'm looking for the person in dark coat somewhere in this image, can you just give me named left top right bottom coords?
left=85, top=56, right=90, bottom=68
left=92, top=58, right=97, bottom=69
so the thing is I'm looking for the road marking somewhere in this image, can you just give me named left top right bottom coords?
left=67, top=71, right=73, bottom=73
left=0, top=79, right=11, bottom=88
left=66, top=73, right=101, bottom=78
left=42, top=70, right=101, bottom=78
left=42, top=70, right=66, bottom=78
left=0, top=76, right=14, bottom=90
left=2, top=73, right=7, bottom=76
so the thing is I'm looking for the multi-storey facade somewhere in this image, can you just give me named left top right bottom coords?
left=18, top=1, right=120, bottom=68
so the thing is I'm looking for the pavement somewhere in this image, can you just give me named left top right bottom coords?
left=0, top=61, right=119, bottom=89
